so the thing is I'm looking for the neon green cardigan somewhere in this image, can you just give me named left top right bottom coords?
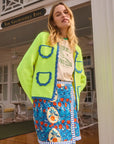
left=17, top=31, right=86, bottom=111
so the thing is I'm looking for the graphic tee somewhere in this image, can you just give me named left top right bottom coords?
left=57, top=39, right=74, bottom=81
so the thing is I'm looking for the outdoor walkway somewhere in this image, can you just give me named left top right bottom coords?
left=0, top=124, right=99, bottom=144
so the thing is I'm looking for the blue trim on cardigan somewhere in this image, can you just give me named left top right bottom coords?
left=75, top=64, right=82, bottom=73
left=74, top=52, right=78, bottom=111
left=38, top=45, right=54, bottom=58
left=75, top=51, right=82, bottom=73
left=77, top=61, right=82, bottom=62
left=36, top=72, right=52, bottom=86
left=51, top=42, right=59, bottom=101
left=32, top=43, right=59, bottom=101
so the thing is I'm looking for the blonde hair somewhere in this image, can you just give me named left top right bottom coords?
left=48, top=2, right=78, bottom=51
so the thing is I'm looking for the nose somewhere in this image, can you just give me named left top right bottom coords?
left=61, top=12, right=66, bottom=17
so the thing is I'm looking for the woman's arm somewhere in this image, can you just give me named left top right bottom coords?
left=17, top=34, right=40, bottom=103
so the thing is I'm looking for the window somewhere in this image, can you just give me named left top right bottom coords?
left=83, top=54, right=94, bottom=102
left=11, top=63, right=27, bottom=102
left=84, top=70, right=93, bottom=102
left=0, top=65, right=8, bottom=101
left=83, top=55, right=91, bottom=67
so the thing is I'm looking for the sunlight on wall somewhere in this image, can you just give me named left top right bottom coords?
left=91, top=0, right=114, bottom=144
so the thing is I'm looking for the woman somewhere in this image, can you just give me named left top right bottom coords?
left=17, top=2, right=86, bottom=144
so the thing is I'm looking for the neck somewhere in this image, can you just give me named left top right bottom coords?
left=60, top=28, right=68, bottom=38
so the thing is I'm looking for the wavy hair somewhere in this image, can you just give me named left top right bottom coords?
left=48, top=2, right=78, bottom=51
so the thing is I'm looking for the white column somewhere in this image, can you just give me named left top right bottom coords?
left=91, top=0, right=114, bottom=144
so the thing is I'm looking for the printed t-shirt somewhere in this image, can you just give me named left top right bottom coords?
left=57, top=39, right=74, bottom=82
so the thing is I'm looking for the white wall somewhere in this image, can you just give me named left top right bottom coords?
left=91, top=0, right=114, bottom=144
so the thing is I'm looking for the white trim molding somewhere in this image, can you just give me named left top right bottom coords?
left=91, top=0, right=114, bottom=144
left=0, top=0, right=90, bottom=21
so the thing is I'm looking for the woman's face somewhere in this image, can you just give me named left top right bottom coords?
left=53, top=4, right=71, bottom=31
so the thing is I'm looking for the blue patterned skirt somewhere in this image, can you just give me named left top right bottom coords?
left=32, top=81, right=81, bottom=144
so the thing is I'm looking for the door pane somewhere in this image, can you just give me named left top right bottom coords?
left=4, top=66, right=8, bottom=82
left=12, top=64, right=18, bottom=82
left=3, top=84, right=7, bottom=101
left=12, top=83, right=20, bottom=101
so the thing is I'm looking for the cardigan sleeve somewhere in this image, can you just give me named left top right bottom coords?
left=17, top=33, right=41, bottom=103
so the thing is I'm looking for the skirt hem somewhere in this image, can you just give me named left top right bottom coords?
left=38, top=139, right=75, bottom=144
left=38, top=136, right=81, bottom=144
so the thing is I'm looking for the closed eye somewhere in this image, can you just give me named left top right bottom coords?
left=55, top=12, right=61, bottom=17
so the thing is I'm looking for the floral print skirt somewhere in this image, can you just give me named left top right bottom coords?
left=32, top=81, right=81, bottom=144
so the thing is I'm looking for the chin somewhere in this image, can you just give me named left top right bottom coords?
left=62, top=24, right=70, bottom=28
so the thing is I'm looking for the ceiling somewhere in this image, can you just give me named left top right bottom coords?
left=0, top=4, right=92, bottom=49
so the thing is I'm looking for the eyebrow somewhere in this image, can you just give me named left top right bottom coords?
left=54, top=9, right=68, bottom=15
left=54, top=11, right=61, bottom=15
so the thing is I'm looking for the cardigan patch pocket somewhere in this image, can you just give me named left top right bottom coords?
left=36, top=72, right=52, bottom=86
left=38, top=45, right=54, bottom=58
left=75, top=51, right=82, bottom=73
left=75, top=61, right=82, bottom=73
